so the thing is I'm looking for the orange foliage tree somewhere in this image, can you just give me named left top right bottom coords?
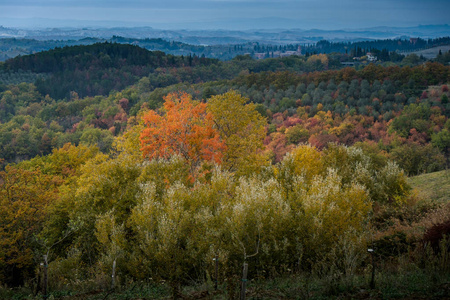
left=140, top=92, right=226, bottom=169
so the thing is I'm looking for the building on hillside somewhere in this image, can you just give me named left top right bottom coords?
left=280, top=51, right=298, bottom=57
left=253, top=53, right=266, bottom=59
left=366, top=52, right=377, bottom=62
left=253, top=46, right=302, bottom=59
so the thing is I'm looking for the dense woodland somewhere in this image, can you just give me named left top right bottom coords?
left=0, top=43, right=449, bottom=299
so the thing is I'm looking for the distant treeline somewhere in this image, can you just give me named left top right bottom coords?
left=1, top=36, right=449, bottom=63
left=302, top=37, right=450, bottom=56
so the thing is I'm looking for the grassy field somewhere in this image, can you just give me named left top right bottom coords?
left=408, top=169, right=450, bottom=204
left=400, top=45, right=450, bottom=59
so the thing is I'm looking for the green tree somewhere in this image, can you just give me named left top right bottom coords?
left=80, top=127, right=114, bottom=152
left=431, top=129, right=450, bottom=156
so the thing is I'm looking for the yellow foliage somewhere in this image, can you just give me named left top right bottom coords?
left=290, top=144, right=325, bottom=181
left=0, top=166, right=61, bottom=282
left=304, top=169, right=371, bottom=236
left=207, top=90, right=269, bottom=176
left=95, top=211, right=126, bottom=258
left=18, top=142, right=98, bottom=179
left=306, top=54, right=329, bottom=68
left=329, top=122, right=355, bottom=137
left=316, top=103, right=324, bottom=112
left=113, top=122, right=144, bottom=161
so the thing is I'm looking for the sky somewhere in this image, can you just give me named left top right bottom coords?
left=0, top=0, right=449, bottom=30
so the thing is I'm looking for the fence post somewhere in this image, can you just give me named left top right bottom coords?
left=368, top=248, right=375, bottom=289
left=214, top=254, right=218, bottom=291
left=111, top=259, right=116, bottom=290
left=240, top=262, right=248, bottom=300
left=43, top=255, right=48, bottom=300
left=35, top=262, right=42, bottom=296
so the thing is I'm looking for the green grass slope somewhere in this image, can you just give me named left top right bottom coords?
left=408, top=169, right=450, bottom=204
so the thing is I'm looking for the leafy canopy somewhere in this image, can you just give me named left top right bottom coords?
left=207, top=90, right=268, bottom=175
left=140, top=92, right=226, bottom=170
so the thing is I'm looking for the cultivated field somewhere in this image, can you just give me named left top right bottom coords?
left=402, top=45, right=450, bottom=59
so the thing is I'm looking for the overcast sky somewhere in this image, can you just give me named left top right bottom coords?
left=1, top=0, right=449, bottom=29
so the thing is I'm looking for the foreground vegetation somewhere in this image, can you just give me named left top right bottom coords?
left=1, top=167, right=448, bottom=299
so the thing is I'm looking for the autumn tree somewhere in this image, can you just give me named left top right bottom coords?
left=207, top=90, right=268, bottom=175
left=0, top=166, right=61, bottom=285
left=18, top=143, right=99, bottom=179
left=140, top=92, right=225, bottom=173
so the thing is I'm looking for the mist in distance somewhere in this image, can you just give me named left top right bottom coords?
left=1, top=0, right=449, bottom=30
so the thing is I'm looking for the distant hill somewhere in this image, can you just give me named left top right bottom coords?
left=1, top=43, right=218, bottom=99
left=3, top=42, right=174, bottom=73
left=1, top=24, right=450, bottom=45
left=1, top=34, right=450, bottom=64
left=0, top=36, right=230, bottom=62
